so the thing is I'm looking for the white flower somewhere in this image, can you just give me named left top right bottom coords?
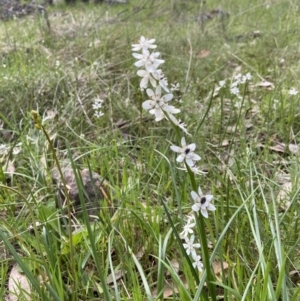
left=92, top=98, right=104, bottom=110
left=0, top=144, right=9, bottom=155
left=170, top=83, right=180, bottom=91
left=142, top=86, right=180, bottom=121
left=168, top=114, right=191, bottom=136
left=170, top=137, right=201, bottom=167
left=218, top=80, right=226, bottom=88
left=230, top=86, right=240, bottom=96
left=241, top=72, right=252, bottom=83
left=192, top=254, right=203, bottom=272
left=183, top=235, right=200, bottom=256
left=152, top=69, right=169, bottom=92
left=137, top=70, right=157, bottom=89
left=94, top=111, right=104, bottom=118
left=180, top=218, right=196, bottom=239
left=131, top=36, right=157, bottom=52
left=177, top=164, right=207, bottom=175
left=288, top=88, right=298, bottom=96
left=245, top=72, right=252, bottom=80
left=191, top=187, right=216, bottom=218
left=132, top=50, right=164, bottom=73
left=234, top=73, right=242, bottom=82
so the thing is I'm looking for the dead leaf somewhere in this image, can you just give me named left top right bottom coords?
left=256, top=81, right=274, bottom=89
left=213, top=260, right=229, bottom=275
left=7, top=264, right=32, bottom=301
left=166, top=259, right=180, bottom=275
left=106, top=270, right=125, bottom=284
left=5, top=160, right=15, bottom=176
left=276, top=181, right=292, bottom=210
left=269, top=143, right=298, bottom=155
left=151, top=274, right=187, bottom=298
left=197, top=49, right=210, bottom=58
left=221, top=140, right=230, bottom=147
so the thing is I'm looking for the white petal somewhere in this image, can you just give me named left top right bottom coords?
left=198, top=187, right=203, bottom=196
left=162, top=93, right=173, bottom=102
left=146, top=88, right=155, bottom=97
left=207, top=203, right=216, bottom=211
left=131, top=45, right=141, bottom=51
left=142, top=100, right=154, bottom=110
left=132, top=53, right=143, bottom=59
left=191, top=191, right=199, bottom=202
left=192, top=154, right=201, bottom=161
left=181, top=137, right=186, bottom=147
left=140, top=77, right=148, bottom=89
left=160, top=82, right=170, bottom=93
left=170, top=145, right=180, bottom=152
left=185, top=158, right=194, bottom=167
left=201, top=209, right=208, bottom=218
left=206, top=195, right=213, bottom=202
left=137, top=70, right=148, bottom=76
left=166, top=106, right=180, bottom=114
left=155, top=85, right=162, bottom=96
left=134, top=61, right=145, bottom=67
left=153, top=59, right=164, bottom=65
left=187, top=143, right=196, bottom=151
left=149, top=76, right=157, bottom=87
left=192, top=203, right=200, bottom=212
left=153, top=108, right=165, bottom=121
left=168, top=113, right=178, bottom=124
left=145, top=64, right=156, bottom=73
left=151, top=51, right=160, bottom=58
left=176, top=154, right=185, bottom=163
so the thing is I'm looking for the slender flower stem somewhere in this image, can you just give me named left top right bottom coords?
left=187, top=164, right=216, bottom=300
left=31, top=110, right=75, bottom=286
left=41, top=125, right=75, bottom=272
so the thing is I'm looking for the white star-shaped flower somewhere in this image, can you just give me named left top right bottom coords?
left=142, top=86, right=180, bottom=121
left=218, top=80, right=226, bottom=88
left=192, top=254, right=203, bottom=272
left=230, top=86, right=240, bottom=96
left=94, top=111, right=104, bottom=118
left=168, top=114, right=191, bottom=136
left=183, top=235, right=201, bottom=256
left=131, top=36, right=157, bottom=52
left=132, top=50, right=164, bottom=73
left=152, top=69, right=169, bottom=92
left=288, top=88, right=298, bottom=96
left=92, top=98, right=104, bottom=110
left=191, top=187, right=216, bottom=218
left=180, top=219, right=196, bottom=239
left=137, top=70, right=157, bottom=89
left=170, top=137, right=201, bottom=167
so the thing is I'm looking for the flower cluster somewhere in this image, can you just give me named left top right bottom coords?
left=132, top=36, right=217, bottom=273
left=132, top=36, right=188, bottom=130
left=215, top=72, right=252, bottom=108
left=288, top=88, right=298, bottom=96
left=92, top=98, right=104, bottom=118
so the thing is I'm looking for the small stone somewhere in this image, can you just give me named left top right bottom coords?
left=52, top=165, right=114, bottom=218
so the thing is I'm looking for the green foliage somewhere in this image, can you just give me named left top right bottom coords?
left=0, top=0, right=300, bottom=300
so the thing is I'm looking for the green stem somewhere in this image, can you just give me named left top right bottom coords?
left=41, top=125, right=75, bottom=284
left=187, top=165, right=216, bottom=301
left=167, top=111, right=216, bottom=299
